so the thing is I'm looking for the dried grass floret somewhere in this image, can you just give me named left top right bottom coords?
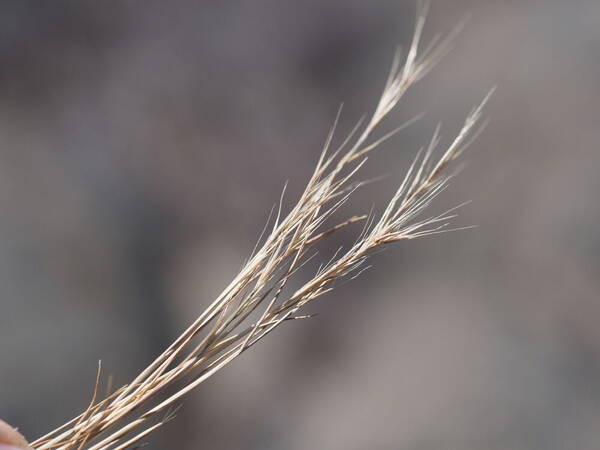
left=31, top=5, right=492, bottom=449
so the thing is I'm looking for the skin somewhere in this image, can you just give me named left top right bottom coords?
left=0, top=420, right=31, bottom=450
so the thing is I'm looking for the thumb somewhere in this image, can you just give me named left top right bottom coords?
left=0, top=419, right=31, bottom=450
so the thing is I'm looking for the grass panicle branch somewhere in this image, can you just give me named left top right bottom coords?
left=31, top=6, right=491, bottom=450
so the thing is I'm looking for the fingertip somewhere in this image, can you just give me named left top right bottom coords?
left=0, top=420, right=31, bottom=450
left=0, top=444, right=27, bottom=450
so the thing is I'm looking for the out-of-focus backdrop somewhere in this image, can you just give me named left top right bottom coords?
left=1, top=1, right=599, bottom=449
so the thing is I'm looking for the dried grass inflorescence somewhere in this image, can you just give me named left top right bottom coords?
left=31, top=6, right=492, bottom=449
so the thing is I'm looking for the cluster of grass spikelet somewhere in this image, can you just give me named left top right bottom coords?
left=31, top=5, right=492, bottom=449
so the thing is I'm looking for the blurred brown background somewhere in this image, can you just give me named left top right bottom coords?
left=1, top=1, right=599, bottom=449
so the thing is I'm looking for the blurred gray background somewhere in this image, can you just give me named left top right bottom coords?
left=1, top=1, right=599, bottom=449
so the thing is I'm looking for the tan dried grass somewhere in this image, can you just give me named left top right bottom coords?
left=31, top=4, right=492, bottom=449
